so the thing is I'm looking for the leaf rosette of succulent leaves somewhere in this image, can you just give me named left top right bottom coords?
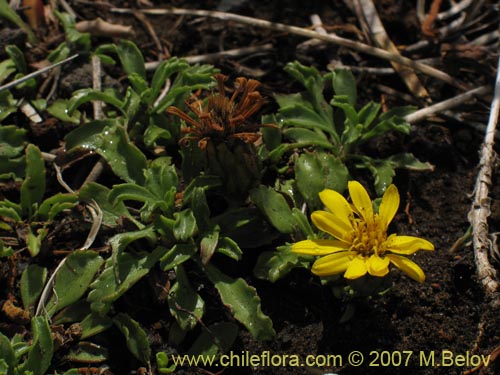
left=0, top=143, right=78, bottom=257
left=44, top=40, right=275, bottom=366
left=255, top=61, right=433, bottom=283
left=262, top=61, right=433, bottom=207
left=167, top=73, right=277, bottom=202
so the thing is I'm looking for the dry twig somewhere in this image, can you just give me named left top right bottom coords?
left=353, top=0, right=430, bottom=100
left=111, top=6, right=467, bottom=90
left=468, top=53, right=500, bottom=305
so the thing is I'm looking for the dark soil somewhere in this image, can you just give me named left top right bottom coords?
left=1, top=1, right=499, bottom=375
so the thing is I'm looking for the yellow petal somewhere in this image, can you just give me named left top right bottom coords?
left=291, top=239, right=349, bottom=256
left=366, top=255, right=390, bottom=277
left=348, top=181, right=373, bottom=222
left=386, top=254, right=426, bottom=283
left=311, top=251, right=354, bottom=277
left=344, top=255, right=368, bottom=279
left=386, top=235, right=434, bottom=255
left=318, top=189, right=353, bottom=230
left=378, top=184, right=399, bottom=228
left=311, top=211, right=353, bottom=242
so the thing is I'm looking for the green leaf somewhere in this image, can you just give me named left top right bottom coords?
left=5, top=45, right=27, bottom=74
left=0, top=58, right=15, bottom=83
left=79, top=182, right=139, bottom=228
left=20, top=264, right=47, bottom=313
left=98, top=126, right=148, bottom=184
left=160, top=243, right=196, bottom=271
left=66, top=342, right=108, bottom=363
left=80, top=313, right=113, bottom=339
left=22, top=317, right=53, bottom=375
left=55, top=11, right=91, bottom=51
left=0, top=125, right=27, bottom=158
left=108, top=227, right=157, bottom=279
left=254, top=245, right=310, bottom=282
left=64, top=119, right=114, bottom=151
left=68, top=88, right=125, bottom=116
left=46, top=251, right=104, bottom=316
left=113, top=313, right=151, bottom=364
left=153, top=63, right=218, bottom=113
left=283, top=128, right=334, bottom=149
left=173, top=209, right=198, bottom=241
left=168, top=265, right=205, bottom=331
left=156, top=352, right=177, bottom=374
left=0, top=240, right=14, bottom=257
left=358, top=101, right=381, bottom=128
left=116, top=40, right=147, bottom=81
left=213, top=207, right=278, bottom=248
left=332, top=69, right=357, bottom=107
left=26, top=227, right=47, bottom=257
left=46, top=99, right=81, bottom=124
left=356, top=153, right=433, bottom=195
left=20, top=144, right=45, bottom=217
left=0, top=0, right=37, bottom=44
left=276, top=93, right=336, bottom=137
left=249, top=185, right=295, bottom=234
left=88, top=246, right=164, bottom=315
left=295, top=153, right=325, bottom=208
left=187, top=322, right=238, bottom=356
left=36, top=193, right=78, bottom=221
left=52, top=300, right=90, bottom=324
left=200, top=225, right=220, bottom=265
left=0, top=332, right=15, bottom=374
left=204, top=264, right=275, bottom=340
left=216, top=236, right=242, bottom=261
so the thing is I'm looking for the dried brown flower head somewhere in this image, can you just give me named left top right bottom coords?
left=167, top=74, right=274, bottom=150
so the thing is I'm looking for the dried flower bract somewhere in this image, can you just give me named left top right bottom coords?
left=167, top=74, right=274, bottom=150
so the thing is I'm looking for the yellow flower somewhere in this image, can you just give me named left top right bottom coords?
left=292, top=181, right=434, bottom=282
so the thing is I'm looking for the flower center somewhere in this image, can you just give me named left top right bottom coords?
left=350, top=215, right=388, bottom=256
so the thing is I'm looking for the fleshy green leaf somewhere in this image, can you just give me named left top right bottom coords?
left=0, top=0, right=37, bottom=44
left=173, top=209, right=198, bottom=241
left=0, top=332, right=15, bottom=373
left=168, top=265, right=205, bottom=331
left=20, top=144, right=45, bottom=216
left=204, top=264, right=275, bottom=340
left=187, top=322, right=238, bottom=356
left=160, top=243, right=197, bottom=271
left=80, top=313, right=113, bottom=339
left=20, top=264, right=47, bottom=313
left=88, top=246, right=164, bottom=315
left=332, top=68, right=357, bottom=107
left=116, top=40, right=147, bottom=81
left=0, top=125, right=27, bottom=158
left=113, top=313, right=151, bottom=364
left=22, top=317, right=53, bottom=375
left=79, top=182, right=139, bottom=228
left=46, top=251, right=104, bottom=316
left=46, top=99, right=81, bottom=124
left=36, top=193, right=78, bottom=221
left=249, top=185, right=295, bottom=234
left=200, top=225, right=220, bottom=265
left=254, top=245, right=311, bottom=282
left=68, top=88, right=125, bottom=116
left=98, top=126, right=148, bottom=184
left=26, top=227, right=47, bottom=258
left=66, top=342, right=108, bottom=363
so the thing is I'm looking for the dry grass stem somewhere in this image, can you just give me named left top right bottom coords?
left=405, top=85, right=490, bottom=123
left=145, top=44, right=274, bottom=70
left=354, top=0, right=430, bottom=100
left=111, top=6, right=467, bottom=90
